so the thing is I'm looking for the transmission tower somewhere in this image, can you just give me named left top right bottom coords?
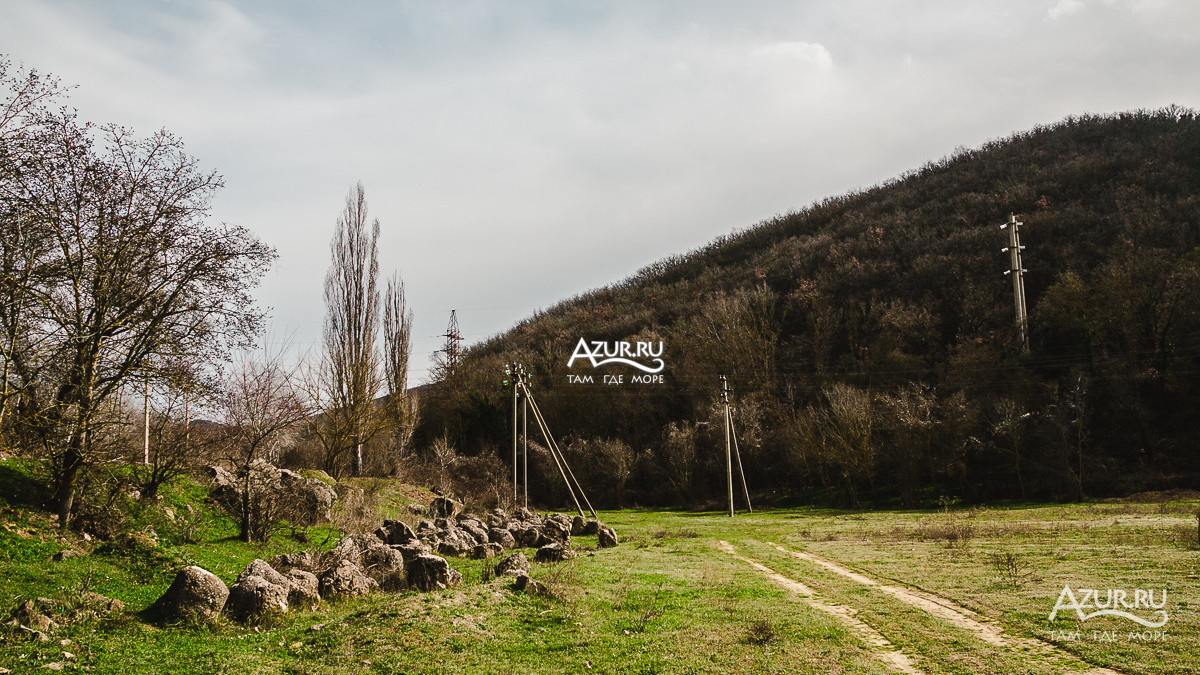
left=441, top=309, right=463, bottom=370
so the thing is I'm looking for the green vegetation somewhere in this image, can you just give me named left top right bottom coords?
left=419, top=107, right=1200, bottom=508
left=3, top=456, right=1196, bottom=674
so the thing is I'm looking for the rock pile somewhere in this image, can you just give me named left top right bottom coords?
left=144, top=497, right=619, bottom=624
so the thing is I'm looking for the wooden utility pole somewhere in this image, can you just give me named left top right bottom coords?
left=721, top=375, right=734, bottom=517
left=143, top=377, right=151, bottom=466
left=1001, top=214, right=1029, bottom=352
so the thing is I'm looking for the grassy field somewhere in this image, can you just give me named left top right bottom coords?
left=2, top=463, right=1197, bottom=674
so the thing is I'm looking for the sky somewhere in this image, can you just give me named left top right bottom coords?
left=2, top=0, right=1198, bottom=384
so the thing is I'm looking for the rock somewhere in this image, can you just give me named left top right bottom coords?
left=391, top=541, right=432, bottom=562
left=148, top=566, right=229, bottom=624
left=360, top=542, right=406, bottom=591
left=537, top=518, right=571, bottom=547
left=493, top=552, right=531, bottom=578
left=512, top=506, right=534, bottom=521
left=226, top=575, right=289, bottom=623
left=598, top=526, right=619, bottom=548
left=457, top=517, right=490, bottom=543
left=25, top=613, right=55, bottom=632
left=285, top=570, right=321, bottom=607
left=375, top=519, right=417, bottom=545
left=269, top=552, right=315, bottom=574
left=486, top=507, right=508, bottom=529
left=436, top=525, right=477, bottom=557
left=583, top=519, right=601, bottom=535
left=536, top=542, right=575, bottom=563
left=488, top=527, right=517, bottom=550
left=513, top=573, right=547, bottom=595
left=323, top=536, right=362, bottom=569
left=469, top=543, right=504, bottom=560
left=405, top=554, right=460, bottom=592
left=406, top=503, right=426, bottom=516
left=428, top=496, right=463, bottom=519
left=79, top=592, right=123, bottom=614
left=318, top=560, right=375, bottom=600
left=238, top=559, right=290, bottom=590
left=571, top=515, right=587, bottom=536
left=19, top=626, right=49, bottom=641
left=52, top=550, right=81, bottom=562
left=508, top=522, right=541, bottom=548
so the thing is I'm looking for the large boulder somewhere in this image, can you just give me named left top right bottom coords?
left=536, top=542, right=575, bottom=563
left=391, top=541, right=432, bottom=563
left=238, top=559, right=289, bottom=589
left=226, top=575, right=289, bottom=624
left=538, top=518, right=572, bottom=547
left=269, top=551, right=315, bottom=574
left=493, top=552, right=531, bottom=578
left=469, top=543, right=504, bottom=560
left=598, top=526, right=619, bottom=548
left=457, top=517, right=490, bottom=543
left=428, top=496, right=463, bottom=519
left=405, top=554, right=461, bottom=592
left=323, top=536, right=363, bottom=569
left=148, top=566, right=229, bottom=624
left=508, top=522, right=541, bottom=548
left=571, top=515, right=587, bottom=536
left=318, top=560, right=376, bottom=600
left=285, top=569, right=321, bottom=607
left=488, top=527, right=517, bottom=550
left=360, top=542, right=406, bottom=591
left=375, top=519, right=417, bottom=546
left=486, top=508, right=508, bottom=529
left=436, top=525, right=477, bottom=557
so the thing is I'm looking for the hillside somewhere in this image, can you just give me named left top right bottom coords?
left=418, top=107, right=1200, bottom=508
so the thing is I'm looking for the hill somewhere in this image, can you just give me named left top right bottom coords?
left=417, top=107, right=1200, bottom=508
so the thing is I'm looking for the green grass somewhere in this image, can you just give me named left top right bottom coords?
left=1, top=460, right=1197, bottom=674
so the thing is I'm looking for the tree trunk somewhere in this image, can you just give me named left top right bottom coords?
left=54, top=439, right=84, bottom=527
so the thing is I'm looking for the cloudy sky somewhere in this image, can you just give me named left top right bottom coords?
left=2, top=0, right=1197, bottom=383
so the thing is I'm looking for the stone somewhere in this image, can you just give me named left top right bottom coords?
left=513, top=573, right=547, bottom=595
left=52, top=550, right=81, bottom=562
left=318, top=560, right=375, bottom=600
left=512, top=506, right=534, bottom=521
left=583, top=519, right=601, bottom=535
left=323, top=536, right=362, bottom=569
left=436, top=526, right=477, bottom=557
left=285, top=570, right=321, bottom=607
left=405, top=503, right=426, bottom=516
left=598, top=526, right=619, bottom=548
left=493, top=552, right=531, bottom=578
left=428, top=496, right=463, bottom=519
left=79, top=592, right=124, bottom=614
left=509, top=522, right=541, bottom=548
left=457, top=517, right=490, bottom=543
left=486, top=507, right=508, bottom=529
left=571, top=515, right=587, bottom=536
left=468, top=543, right=504, bottom=560
left=148, top=566, right=229, bottom=624
left=536, top=542, right=575, bottom=563
left=488, top=527, right=517, bottom=550
left=238, top=559, right=290, bottom=590
left=269, top=551, right=315, bottom=574
left=360, top=542, right=406, bottom=591
left=226, top=575, right=289, bottom=624
left=537, top=518, right=571, bottom=547
left=405, top=554, right=460, bottom=592
left=375, top=519, right=417, bottom=545
left=391, top=541, right=432, bottom=562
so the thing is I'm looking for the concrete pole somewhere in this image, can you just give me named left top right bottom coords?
left=722, top=376, right=733, bottom=517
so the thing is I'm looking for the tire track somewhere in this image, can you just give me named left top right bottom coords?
left=765, top=541, right=1122, bottom=675
left=717, top=540, right=923, bottom=675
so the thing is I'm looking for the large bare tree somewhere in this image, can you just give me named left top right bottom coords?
left=0, top=59, right=274, bottom=525
left=319, top=183, right=384, bottom=477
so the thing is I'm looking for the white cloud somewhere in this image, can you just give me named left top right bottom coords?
left=1049, top=0, right=1087, bottom=19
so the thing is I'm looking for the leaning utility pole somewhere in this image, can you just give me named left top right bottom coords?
left=1000, top=214, right=1029, bottom=353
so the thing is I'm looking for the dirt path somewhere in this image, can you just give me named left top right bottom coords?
left=717, top=540, right=923, bottom=675
left=765, top=541, right=1122, bottom=675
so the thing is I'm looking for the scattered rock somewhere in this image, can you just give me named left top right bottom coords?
left=52, top=549, right=81, bottom=562
left=598, top=526, right=619, bottom=548
left=493, top=552, right=531, bottom=578
left=428, top=496, right=463, bottom=519
left=583, top=519, right=601, bottom=535
left=375, top=519, right=417, bottom=545
left=469, top=543, right=504, bottom=560
left=285, top=569, right=321, bottom=607
left=436, top=525, right=477, bottom=557
left=269, top=551, right=315, bottom=574
left=238, top=559, right=290, bottom=590
left=538, top=518, right=572, bottom=547
left=391, top=541, right=432, bottom=562
left=226, top=575, right=289, bottom=623
left=513, top=573, right=548, bottom=596
left=360, top=541, right=406, bottom=591
left=512, top=506, right=534, bottom=521
left=571, top=515, right=587, bottom=536
left=79, top=591, right=124, bottom=614
left=147, top=566, right=229, bottom=624
left=488, top=527, right=517, bottom=550
left=536, top=542, right=575, bottom=563
left=318, top=560, right=375, bottom=600
left=405, top=503, right=426, bottom=516
left=405, top=554, right=460, bottom=592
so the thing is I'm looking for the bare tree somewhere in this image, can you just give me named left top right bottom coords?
left=0, top=64, right=274, bottom=525
left=383, top=273, right=417, bottom=462
left=318, top=183, right=385, bottom=477
left=217, top=347, right=309, bottom=542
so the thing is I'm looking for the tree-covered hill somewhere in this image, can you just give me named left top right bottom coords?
left=418, top=107, right=1200, bottom=508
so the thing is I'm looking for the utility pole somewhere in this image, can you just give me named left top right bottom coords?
left=504, top=362, right=525, bottom=505
left=143, top=376, right=151, bottom=466
left=721, top=375, right=734, bottom=517
left=1000, top=214, right=1029, bottom=353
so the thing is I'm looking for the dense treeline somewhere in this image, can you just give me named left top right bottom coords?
left=418, top=107, right=1200, bottom=508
